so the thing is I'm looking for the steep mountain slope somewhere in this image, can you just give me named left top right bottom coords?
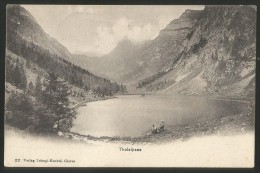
left=73, top=39, right=151, bottom=83
left=139, top=5, right=256, bottom=98
left=99, top=39, right=149, bottom=81
left=72, top=5, right=255, bottom=98
left=7, top=5, right=73, bottom=60
left=6, top=5, right=126, bottom=98
left=129, top=10, right=203, bottom=83
left=72, top=9, right=203, bottom=86
left=70, top=54, right=104, bottom=77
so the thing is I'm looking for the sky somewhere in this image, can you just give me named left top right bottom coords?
left=22, top=5, right=205, bottom=56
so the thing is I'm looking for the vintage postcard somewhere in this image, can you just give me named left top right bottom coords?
left=4, top=5, right=256, bottom=167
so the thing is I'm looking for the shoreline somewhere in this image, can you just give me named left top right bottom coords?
left=5, top=94, right=254, bottom=145
left=66, top=94, right=255, bottom=144
left=116, top=93, right=255, bottom=103
left=84, top=94, right=255, bottom=107
left=65, top=111, right=254, bottom=144
left=72, top=95, right=117, bottom=108
left=5, top=111, right=254, bottom=145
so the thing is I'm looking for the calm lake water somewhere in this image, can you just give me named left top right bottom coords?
left=70, top=95, right=249, bottom=137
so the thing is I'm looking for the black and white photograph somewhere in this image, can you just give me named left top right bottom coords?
left=4, top=4, right=256, bottom=167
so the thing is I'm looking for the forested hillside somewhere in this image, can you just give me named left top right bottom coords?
left=6, top=5, right=127, bottom=97
left=5, top=5, right=127, bottom=134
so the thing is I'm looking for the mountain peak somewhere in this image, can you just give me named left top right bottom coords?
left=105, top=38, right=140, bottom=58
left=180, top=9, right=203, bottom=19
left=110, top=38, right=148, bottom=54
left=117, top=38, right=133, bottom=47
left=157, top=9, right=202, bottom=41
left=180, top=9, right=202, bottom=18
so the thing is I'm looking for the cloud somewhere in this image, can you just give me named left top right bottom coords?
left=23, top=5, right=205, bottom=56
left=87, top=17, right=161, bottom=55
left=68, top=6, right=94, bottom=14
left=112, top=18, right=130, bottom=40
left=127, top=23, right=158, bottom=42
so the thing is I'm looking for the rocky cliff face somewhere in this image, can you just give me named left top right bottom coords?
left=126, top=10, right=203, bottom=84
left=73, top=5, right=256, bottom=98
left=158, top=9, right=202, bottom=41
left=140, top=5, right=256, bottom=98
left=72, top=10, right=203, bottom=85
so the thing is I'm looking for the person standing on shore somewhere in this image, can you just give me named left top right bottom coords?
left=152, top=124, right=158, bottom=134
left=159, top=120, right=165, bottom=132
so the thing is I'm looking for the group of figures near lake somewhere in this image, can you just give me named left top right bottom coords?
left=4, top=4, right=256, bottom=167
left=151, top=121, right=165, bottom=134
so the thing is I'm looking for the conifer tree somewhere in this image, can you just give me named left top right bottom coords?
left=13, top=64, right=27, bottom=89
left=6, top=91, right=34, bottom=129
left=34, top=75, right=42, bottom=100
left=41, top=72, right=76, bottom=132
